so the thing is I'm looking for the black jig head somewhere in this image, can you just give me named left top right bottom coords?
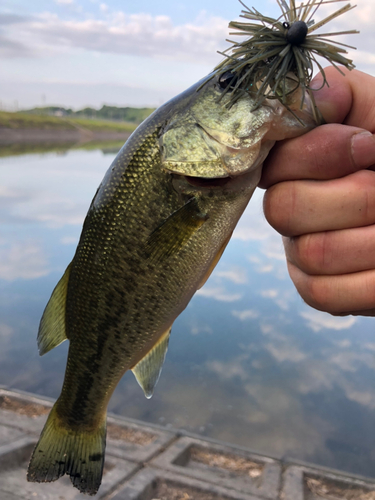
left=285, top=20, right=309, bottom=46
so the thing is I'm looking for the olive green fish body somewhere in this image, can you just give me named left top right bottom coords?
left=27, top=74, right=316, bottom=494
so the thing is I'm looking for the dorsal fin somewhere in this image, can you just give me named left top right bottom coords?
left=38, top=264, right=71, bottom=356
left=131, top=327, right=172, bottom=399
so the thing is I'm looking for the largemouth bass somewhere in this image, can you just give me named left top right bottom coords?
left=27, top=72, right=316, bottom=494
left=26, top=0, right=359, bottom=492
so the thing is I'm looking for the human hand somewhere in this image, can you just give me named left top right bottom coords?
left=260, top=67, right=375, bottom=316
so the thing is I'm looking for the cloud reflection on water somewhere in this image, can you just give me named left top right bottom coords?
left=195, top=286, right=243, bottom=303
left=1, top=147, right=375, bottom=478
left=301, top=310, right=357, bottom=332
left=0, top=240, right=49, bottom=281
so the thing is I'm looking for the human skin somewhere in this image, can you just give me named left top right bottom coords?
left=259, top=67, right=375, bottom=316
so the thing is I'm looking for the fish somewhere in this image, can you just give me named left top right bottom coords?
left=27, top=73, right=315, bottom=495
left=26, top=0, right=357, bottom=495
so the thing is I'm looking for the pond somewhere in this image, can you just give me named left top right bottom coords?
left=1, top=141, right=375, bottom=478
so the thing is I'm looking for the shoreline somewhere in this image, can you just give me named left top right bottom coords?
left=0, top=127, right=132, bottom=145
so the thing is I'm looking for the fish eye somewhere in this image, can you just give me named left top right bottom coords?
left=218, top=71, right=239, bottom=91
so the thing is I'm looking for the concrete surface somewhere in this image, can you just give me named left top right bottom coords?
left=1, top=387, right=375, bottom=499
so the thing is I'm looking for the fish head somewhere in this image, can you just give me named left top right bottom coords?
left=160, top=72, right=317, bottom=180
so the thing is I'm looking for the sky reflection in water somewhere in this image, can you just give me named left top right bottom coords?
left=1, top=145, right=375, bottom=478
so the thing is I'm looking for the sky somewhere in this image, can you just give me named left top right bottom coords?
left=0, top=0, right=374, bottom=110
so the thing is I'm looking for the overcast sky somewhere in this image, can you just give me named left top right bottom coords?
left=1, top=0, right=374, bottom=110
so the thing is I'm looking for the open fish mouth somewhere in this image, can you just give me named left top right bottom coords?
left=183, top=175, right=231, bottom=188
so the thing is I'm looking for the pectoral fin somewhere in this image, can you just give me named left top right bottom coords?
left=146, top=198, right=207, bottom=264
left=38, top=264, right=71, bottom=356
left=198, top=232, right=232, bottom=289
left=131, top=327, right=172, bottom=399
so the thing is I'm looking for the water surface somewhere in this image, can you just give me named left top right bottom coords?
left=1, top=143, right=375, bottom=478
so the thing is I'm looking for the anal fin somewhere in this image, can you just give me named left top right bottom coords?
left=131, top=326, right=172, bottom=399
left=38, top=263, right=71, bottom=356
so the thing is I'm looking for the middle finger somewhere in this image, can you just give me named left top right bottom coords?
left=263, top=170, right=375, bottom=237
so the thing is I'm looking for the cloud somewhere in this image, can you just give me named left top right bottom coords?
left=0, top=10, right=228, bottom=64
left=0, top=14, right=31, bottom=25
left=260, top=289, right=278, bottom=299
left=295, top=361, right=337, bottom=395
left=190, top=325, right=213, bottom=336
left=0, top=79, right=174, bottom=109
left=265, top=342, right=307, bottom=363
left=0, top=241, right=49, bottom=281
left=60, top=236, right=78, bottom=245
left=196, top=286, right=242, bottom=302
left=231, top=309, right=259, bottom=321
left=0, top=34, right=32, bottom=58
left=364, top=342, right=375, bottom=352
left=329, top=351, right=375, bottom=373
left=215, top=267, right=247, bottom=284
left=233, top=226, right=269, bottom=241
left=206, top=355, right=250, bottom=382
left=0, top=324, right=13, bottom=338
left=301, top=310, right=357, bottom=332
left=343, top=385, right=375, bottom=410
left=0, top=187, right=87, bottom=228
left=256, top=264, right=273, bottom=273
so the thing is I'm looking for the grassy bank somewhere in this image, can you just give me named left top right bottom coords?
left=0, top=139, right=126, bottom=158
left=0, top=111, right=138, bottom=133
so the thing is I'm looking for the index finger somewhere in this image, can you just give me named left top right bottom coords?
left=313, top=67, right=375, bottom=131
left=259, top=123, right=375, bottom=188
left=259, top=67, right=375, bottom=189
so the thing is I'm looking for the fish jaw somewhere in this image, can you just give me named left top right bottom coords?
left=160, top=72, right=317, bottom=179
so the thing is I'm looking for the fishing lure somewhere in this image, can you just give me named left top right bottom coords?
left=212, top=0, right=358, bottom=120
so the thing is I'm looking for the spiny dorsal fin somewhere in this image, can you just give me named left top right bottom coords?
left=132, top=326, right=172, bottom=399
left=146, top=198, right=207, bottom=264
left=38, top=264, right=71, bottom=356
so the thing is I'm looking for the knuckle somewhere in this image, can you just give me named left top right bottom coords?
left=263, top=182, right=296, bottom=236
left=294, top=233, right=332, bottom=274
left=348, top=170, right=375, bottom=224
left=303, top=276, right=335, bottom=313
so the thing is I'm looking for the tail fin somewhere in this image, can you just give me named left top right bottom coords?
left=27, top=403, right=106, bottom=495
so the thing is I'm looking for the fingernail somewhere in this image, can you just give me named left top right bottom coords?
left=351, top=131, right=375, bottom=169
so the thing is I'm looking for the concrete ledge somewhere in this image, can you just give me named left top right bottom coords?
left=150, top=436, right=280, bottom=499
left=107, top=414, right=177, bottom=463
left=110, top=467, right=264, bottom=500
left=282, top=464, right=375, bottom=500
left=0, top=437, right=36, bottom=469
left=0, top=433, right=139, bottom=500
left=0, top=389, right=52, bottom=435
left=73, top=456, right=140, bottom=500
left=2, top=388, right=375, bottom=499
